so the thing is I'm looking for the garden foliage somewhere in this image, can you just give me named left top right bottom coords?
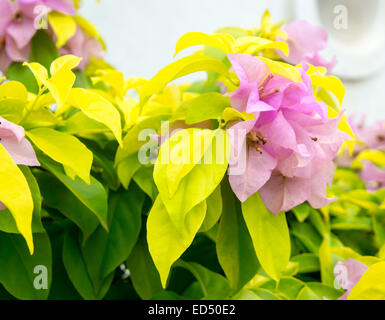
left=0, top=3, right=384, bottom=300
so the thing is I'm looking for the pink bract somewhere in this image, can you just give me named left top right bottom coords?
left=334, top=259, right=369, bottom=300
left=0, top=116, right=39, bottom=167
left=277, top=20, right=337, bottom=73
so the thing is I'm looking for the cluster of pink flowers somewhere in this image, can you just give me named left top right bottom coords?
left=227, top=53, right=349, bottom=214
left=277, top=20, right=337, bottom=73
left=0, top=0, right=103, bottom=73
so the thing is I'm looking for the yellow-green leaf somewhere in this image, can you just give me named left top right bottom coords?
left=27, top=128, right=93, bottom=184
left=174, top=32, right=234, bottom=56
left=235, top=36, right=289, bottom=56
left=24, top=55, right=81, bottom=109
left=147, top=197, right=207, bottom=287
left=0, top=144, right=34, bottom=254
left=154, top=129, right=230, bottom=231
left=257, top=57, right=301, bottom=82
left=69, top=88, right=122, bottom=145
left=241, top=193, right=290, bottom=281
left=139, top=54, right=229, bottom=105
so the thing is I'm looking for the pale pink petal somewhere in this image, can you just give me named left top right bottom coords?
left=42, top=0, right=76, bottom=15
left=0, top=48, right=12, bottom=73
left=227, top=53, right=269, bottom=84
left=307, top=162, right=336, bottom=208
left=227, top=119, right=256, bottom=167
left=0, top=116, right=25, bottom=142
left=0, top=0, right=12, bottom=36
left=6, top=18, right=36, bottom=49
left=229, top=146, right=277, bottom=202
left=1, top=136, right=40, bottom=166
left=334, top=259, right=369, bottom=300
left=259, top=171, right=311, bottom=214
left=5, top=34, right=30, bottom=61
left=260, top=111, right=297, bottom=151
left=277, top=20, right=328, bottom=65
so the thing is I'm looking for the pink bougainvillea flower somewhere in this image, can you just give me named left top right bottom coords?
left=59, top=26, right=104, bottom=70
left=336, top=116, right=385, bottom=168
left=0, top=0, right=37, bottom=72
left=276, top=20, right=337, bottom=73
left=0, top=116, right=39, bottom=166
left=360, top=161, right=385, bottom=191
left=226, top=53, right=349, bottom=214
left=351, top=115, right=385, bottom=151
left=334, top=259, right=369, bottom=300
left=0, top=0, right=76, bottom=73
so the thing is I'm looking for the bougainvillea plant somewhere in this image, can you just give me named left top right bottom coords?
left=0, top=3, right=385, bottom=300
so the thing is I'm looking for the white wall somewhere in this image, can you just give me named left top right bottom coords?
left=80, top=0, right=385, bottom=123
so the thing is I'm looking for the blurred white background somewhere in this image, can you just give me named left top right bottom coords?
left=80, top=0, right=385, bottom=122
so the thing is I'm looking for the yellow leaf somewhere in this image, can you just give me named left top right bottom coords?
left=235, top=36, right=289, bottom=56
left=140, top=54, right=229, bottom=105
left=0, top=80, right=28, bottom=102
left=257, top=57, right=302, bottom=82
left=348, top=262, right=385, bottom=300
left=24, top=55, right=82, bottom=109
left=328, top=107, right=355, bottom=154
left=27, top=128, right=93, bottom=184
left=0, top=144, right=34, bottom=254
left=311, top=74, right=346, bottom=107
left=91, top=69, right=126, bottom=97
left=48, top=12, right=77, bottom=47
left=222, top=107, right=255, bottom=123
left=69, top=88, right=122, bottom=145
left=174, top=32, right=234, bottom=56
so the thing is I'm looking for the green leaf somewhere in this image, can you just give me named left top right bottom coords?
left=216, top=181, right=259, bottom=292
left=147, top=196, right=207, bottom=288
left=242, top=193, right=291, bottom=281
left=36, top=171, right=99, bottom=241
left=27, top=128, right=93, bottom=184
left=7, top=62, right=39, bottom=93
left=62, top=227, right=113, bottom=300
left=81, top=186, right=144, bottom=281
left=292, top=202, right=311, bottom=223
left=133, top=165, right=158, bottom=201
left=126, top=233, right=163, bottom=300
left=260, top=277, right=305, bottom=300
left=182, top=93, right=230, bottom=125
left=0, top=232, right=52, bottom=300
left=38, top=154, right=108, bottom=230
left=116, top=153, right=141, bottom=189
left=319, top=236, right=334, bottom=286
left=29, top=30, right=59, bottom=70
left=297, top=283, right=343, bottom=300
left=291, top=254, right=320, bottom=274
left=175, top=261, right=232, bottom=299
